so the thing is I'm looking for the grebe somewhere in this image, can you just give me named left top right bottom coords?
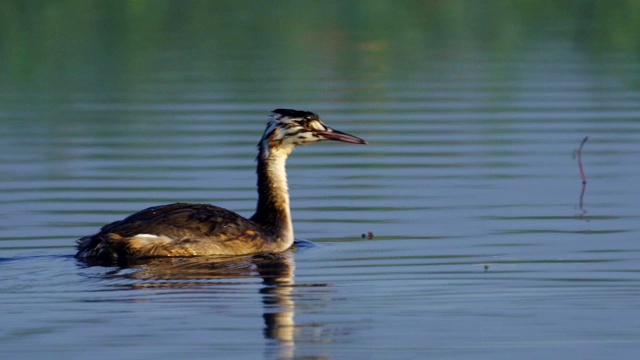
left=75, top=109, right=367, bottom=263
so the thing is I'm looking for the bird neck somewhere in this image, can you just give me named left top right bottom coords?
left=250, top=146, right=294, bottom=250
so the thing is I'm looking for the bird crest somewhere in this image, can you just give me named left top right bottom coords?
left=258, top=109, right=328, bottom=158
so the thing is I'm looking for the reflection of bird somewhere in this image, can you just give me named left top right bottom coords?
left=75, top=109, right=367, bottom=263
left=103, top=251, right=300, bottom=356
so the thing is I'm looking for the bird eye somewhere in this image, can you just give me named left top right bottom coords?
left=299, top=120, right=313, bottom=131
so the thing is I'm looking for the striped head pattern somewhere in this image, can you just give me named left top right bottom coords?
left=258, top=109, right=367, bottom=158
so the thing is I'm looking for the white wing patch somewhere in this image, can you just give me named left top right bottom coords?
left=129, top=234, right=173, bottom=247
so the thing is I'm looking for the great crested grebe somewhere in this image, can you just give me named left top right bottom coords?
left=75, top=109, right=367, bottom=263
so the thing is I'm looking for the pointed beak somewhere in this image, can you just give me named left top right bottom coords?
left=317, top=127, right=368, bottom=145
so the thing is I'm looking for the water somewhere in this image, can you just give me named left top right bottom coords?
left=2, top=1, right=640, bottom=359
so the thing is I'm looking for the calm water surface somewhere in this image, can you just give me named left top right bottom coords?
left=2, top=2, right=640, bottom=359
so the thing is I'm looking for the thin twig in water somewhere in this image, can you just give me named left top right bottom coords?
left=576, top=136, right=588, bottom=216
left=577, top=136, right=588, bottom=184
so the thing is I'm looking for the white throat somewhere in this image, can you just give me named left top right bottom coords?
left=251, top=143, right=295, bottom=249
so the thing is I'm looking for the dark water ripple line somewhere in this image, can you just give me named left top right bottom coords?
left=66, top=98, right=640, bottom=113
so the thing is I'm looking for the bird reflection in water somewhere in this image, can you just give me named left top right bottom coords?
left=95, top=248, right=304, bottom=359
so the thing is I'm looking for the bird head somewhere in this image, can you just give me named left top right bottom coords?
left=258, top=109, right=367, bottom=158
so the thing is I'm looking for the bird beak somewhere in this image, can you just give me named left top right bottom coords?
left=318, top=127, right=368, bottom=144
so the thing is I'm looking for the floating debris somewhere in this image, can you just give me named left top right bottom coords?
left=361, top=231, right=374, bottom=239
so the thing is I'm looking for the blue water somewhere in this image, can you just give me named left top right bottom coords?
left=2, top=2, right=640, bottom=359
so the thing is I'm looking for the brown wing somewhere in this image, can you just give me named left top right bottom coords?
left=76, top=203, right=273, bottom=263
left=98, top=203, right=260, bottom=239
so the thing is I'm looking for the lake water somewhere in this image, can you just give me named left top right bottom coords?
left=2, top=2, right=640, bottom=359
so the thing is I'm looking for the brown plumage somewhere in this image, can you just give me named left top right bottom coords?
left=75, top=109, right=367, bottom=264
